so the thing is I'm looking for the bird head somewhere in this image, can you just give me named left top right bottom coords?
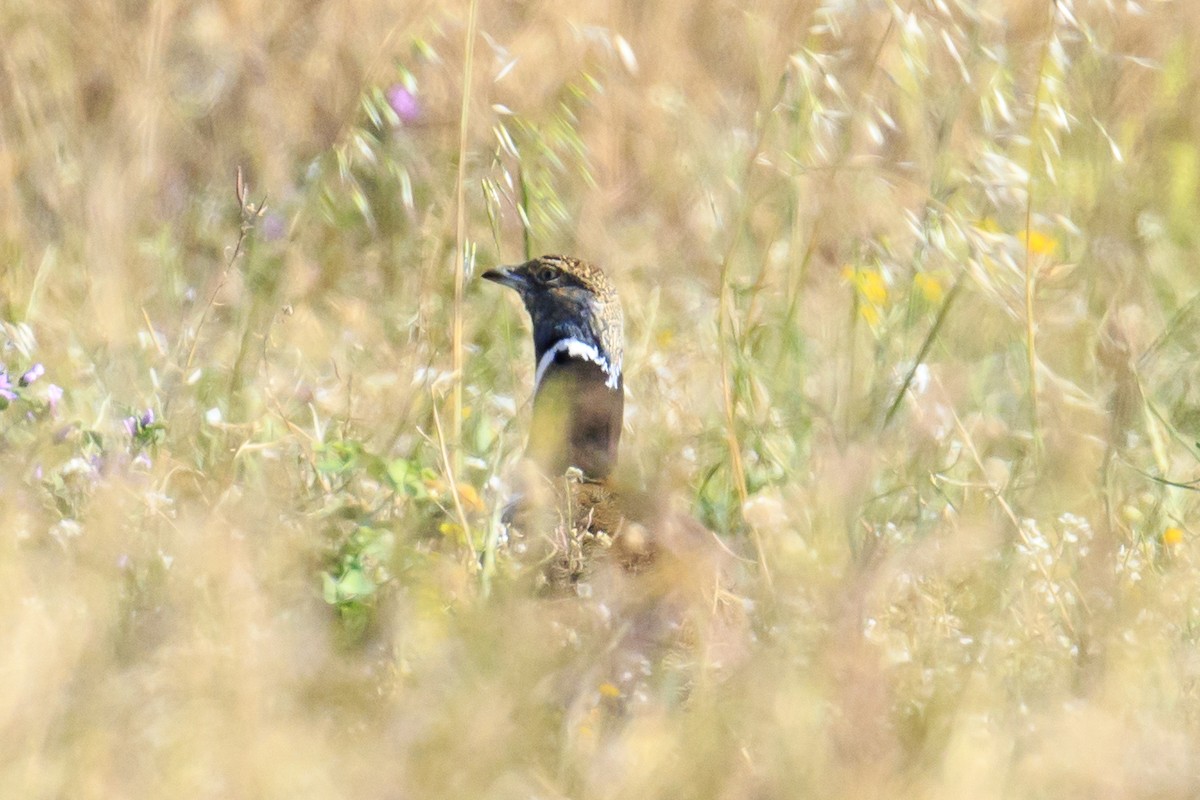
left=483, top=255, right=624, bottom=390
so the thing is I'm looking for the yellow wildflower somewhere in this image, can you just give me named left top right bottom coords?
left=843, top=266, right=889, bottom=328
left=857, top=269, right=888, bottom=306
left=1020, top=229, right=1059, bottom=257
left=598, top=682, right=622, bottom=698
left=913, top=273, right=944, bottom=305
left=1164, top=527, right=1184, bottom=546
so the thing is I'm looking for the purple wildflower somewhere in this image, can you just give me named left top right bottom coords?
left=262, top=211, right=287, bottom=242
left=46, top=384, right=62, bottom=412
left=20, top=363, right=44, bottom=386
left=386, top=84, right=420, bottom=125
left=125, top=408, right=157, bottom=438
left=0, top=370, right=15, bottom=402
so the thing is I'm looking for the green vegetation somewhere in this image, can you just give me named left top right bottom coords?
left=3, top=0, right=1199, bottom=796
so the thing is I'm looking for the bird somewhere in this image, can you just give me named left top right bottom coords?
left=482, top=254, right=661, bottom=581
left=482, top=254, right=625, bottom=485
left=483, top=254, right=749, bottom=717
left=483, top=254, right=743, bottom=603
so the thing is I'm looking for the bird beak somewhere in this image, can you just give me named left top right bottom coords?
left=481, top=265, right=526, bottom=291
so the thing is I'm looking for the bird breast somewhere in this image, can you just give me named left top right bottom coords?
left=528, top=355, right=624, bottom=481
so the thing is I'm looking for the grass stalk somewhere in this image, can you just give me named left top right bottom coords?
left=1021, top=1, right=1060, bottom=460
left=451, top=0, right=481, bottom=471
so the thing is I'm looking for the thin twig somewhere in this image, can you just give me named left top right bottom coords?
left=185, top=167, right=264, bottom=371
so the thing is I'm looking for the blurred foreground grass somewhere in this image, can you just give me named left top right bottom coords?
left=3, top=0, right=1200, bottom=796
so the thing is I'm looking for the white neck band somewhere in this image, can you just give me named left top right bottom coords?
left=534, top=338, right=621, bottom=391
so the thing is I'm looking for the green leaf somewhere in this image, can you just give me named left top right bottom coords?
left=335, top=566, right=376, bottom=601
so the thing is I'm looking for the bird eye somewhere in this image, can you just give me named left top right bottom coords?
left=536, top=266, right=559, bottom=283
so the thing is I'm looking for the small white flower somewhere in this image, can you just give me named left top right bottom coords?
left=50, top=519, right=83, bottom=547
left=61, top=457, right=97, bottom=480
left=742, top=491, right=786, bottom=530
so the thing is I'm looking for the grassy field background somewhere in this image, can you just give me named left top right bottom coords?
left=4, top=0, right=1200, bottom=796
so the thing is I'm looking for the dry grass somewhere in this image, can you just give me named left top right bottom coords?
left=3, top=0, right=1200, bottom=796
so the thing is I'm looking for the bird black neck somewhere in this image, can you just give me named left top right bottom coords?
left=527, top=339, right=623, bottom=481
